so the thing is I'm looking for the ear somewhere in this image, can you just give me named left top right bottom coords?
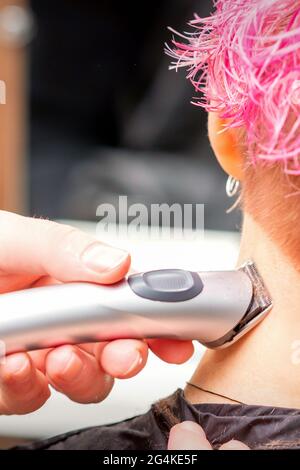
left=208, top=113, right=244, bottom=181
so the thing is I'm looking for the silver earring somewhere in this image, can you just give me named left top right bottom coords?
left=226, top=175, right=240, bottom=198
left=226, top=176, right=241, bottom=213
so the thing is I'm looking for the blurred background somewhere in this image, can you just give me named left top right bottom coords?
left=0, top=0, right=243, bottom=448
left=0, top=0, right=241, bottom=231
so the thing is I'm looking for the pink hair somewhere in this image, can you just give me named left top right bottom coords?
left=166, top=0, right=300, bottom=174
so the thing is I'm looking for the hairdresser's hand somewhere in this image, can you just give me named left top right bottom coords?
left=0, top=211, right=194, bottom=415
left=168, top=422, right=250, bottom=450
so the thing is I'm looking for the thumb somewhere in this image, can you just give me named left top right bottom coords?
left=168, top=422, right=213, bottom=450
left=0, top=211, right=130, bottom=290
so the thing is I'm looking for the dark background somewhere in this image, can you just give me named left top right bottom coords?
left=29, top=0, right=240, bottom=231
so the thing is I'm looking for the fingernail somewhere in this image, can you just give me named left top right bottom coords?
left=5, top=354, right=29, bottom=376
left=56, top=348, right=83, bottom=381
left=81, top=243, right=129, bottom=273
left=119, top=350, right=143, bottom=377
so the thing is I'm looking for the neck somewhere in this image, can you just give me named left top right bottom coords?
left=186, top=214, right=300, bottom=409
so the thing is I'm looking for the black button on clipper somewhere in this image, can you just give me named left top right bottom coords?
left=128, top=269, right=203, bottom=302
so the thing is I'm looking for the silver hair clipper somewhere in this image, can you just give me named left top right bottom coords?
left=0, top=260, right=272, bottom=355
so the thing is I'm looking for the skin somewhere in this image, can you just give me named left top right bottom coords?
left=184, top=113, right=300, bottom=410
left=169, top=112, right=300, bottom=449
left=207, top=113, right=244, bottom=181
left=3, top=113, right=295, bottom=450
left=168, top=422, right=249, bottom=450
left=0, top=211, right=194, bottom=415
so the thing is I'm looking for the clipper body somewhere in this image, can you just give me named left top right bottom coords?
left=0, top=261, right=272, bottom=355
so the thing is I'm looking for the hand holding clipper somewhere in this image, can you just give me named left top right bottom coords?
left=0, top=261, right=272, bottom=355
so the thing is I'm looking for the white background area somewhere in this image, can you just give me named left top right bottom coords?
left=0, top=222, right=240, bottom=439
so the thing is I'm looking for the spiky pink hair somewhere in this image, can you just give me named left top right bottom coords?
left=166, top=0, right=300, bottom=174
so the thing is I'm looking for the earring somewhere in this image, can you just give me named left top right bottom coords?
left=226, top=175, right=241, bottom=213
left=226, top=175, right=240, bottom=197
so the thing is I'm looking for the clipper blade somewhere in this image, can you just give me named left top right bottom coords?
left=236, top=261, right=272, bottom=330
left=240, top=261, right=272, bottom=309
left=205, top=260, right=273, bottom=349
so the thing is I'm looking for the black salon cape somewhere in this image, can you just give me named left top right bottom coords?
left=11, top=390, right=300, bottom=450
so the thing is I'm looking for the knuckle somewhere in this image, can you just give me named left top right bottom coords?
left=43, top=222, right=95, bottom=260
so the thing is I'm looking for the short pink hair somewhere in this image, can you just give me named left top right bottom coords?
left=166, top=0, right=300, bottom=174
